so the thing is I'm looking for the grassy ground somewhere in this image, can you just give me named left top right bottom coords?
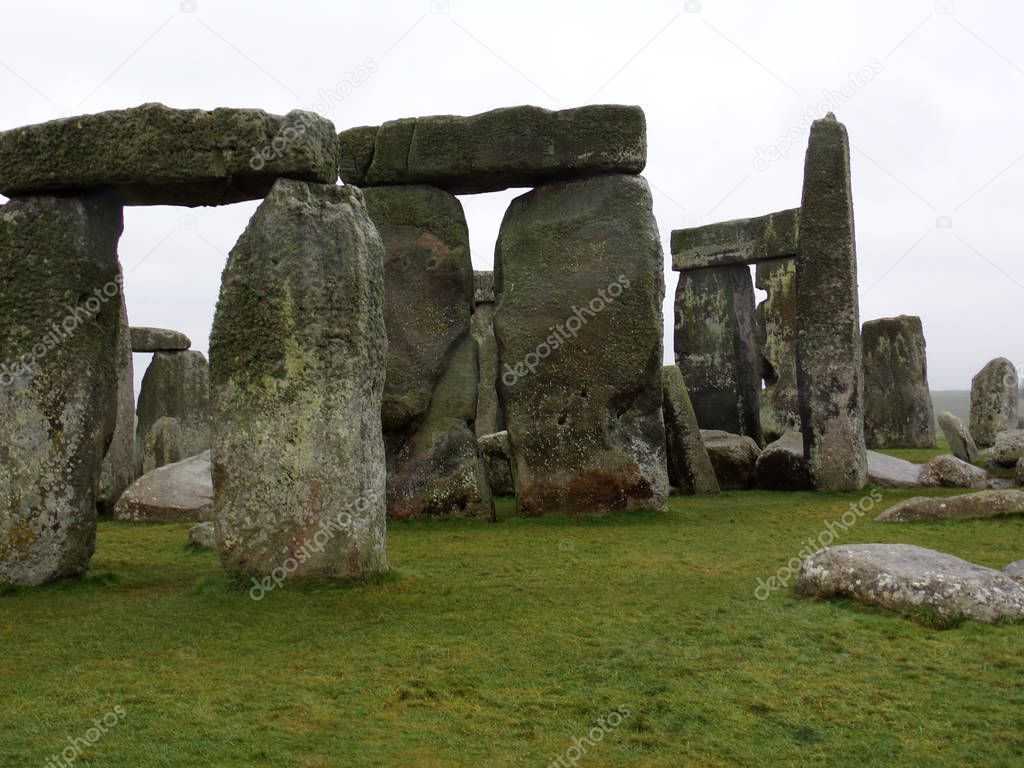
left=2, top=489, right=1024, bottom=767
left=873, top=435, right=951, bottom=464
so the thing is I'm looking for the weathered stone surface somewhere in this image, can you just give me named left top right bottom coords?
left=359, top=105, right=646, bottom=194
left=755, top=432, right=813, bottom=491
left=495, top=174, right=668, bottom=515
left=135, top=350, right=210, bottom=476
left=662, top=366, right=719, bottom=494
left=674, top=264, right=762, bottom=443
left=0, top=104, right=338, bottom=206
left=875, top=490, right=1024, bottom=522
left=478, top=431, right=514, bottom=496
left=210, top=180, right=388, bottom=580
left=337, top=125, right=378, bottom=186
left=1017, top=457, right=1024, bottom=487
left=918, top=455, right=988, bottom=489
left=98, top=283, right=135, bottom=515
left=755, top=258, right=800, bottom=442
left=363, top=185, right=492, bottom=519
left=938, top=411, right=978, bottom=463
left=188, top=521, right=216, bottom=549
left=795, top=114, right=867, bottom=491
left=141, top=416, right=184, bottom=476
left=796, top=544, right=1024, bottom=624
left=992, top=429, right=1024, bottom=468
left=1004, top=559, right=1024, bottom=586
left=114, top=451, right=213, bottom=523
left=866, top=450, right=922, bottom=488
left=129, top=326, right=190, bottom=352
left=862, top=315, right=936, bottom=449
left=970, top=358, right=1019, bottom=447
left=701, top=430, right=761, bottom=491
left=0, top=193, right=122, bottom=586
left=670, top=208, right=799, bottom=271
left=472, top=271, right=503, bottom=438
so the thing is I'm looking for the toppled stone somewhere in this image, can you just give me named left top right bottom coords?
left=918, top=455, right=988, bottom=489
left=0, top=193, right=123, bottom=586
left=755, top=432, right=813, bottom=491
left=141, top=416, right=184, bottom=476
left=796, top=543, right=1024, bottom=624
left=938, top=411, right=978, bottom=463
left=875, top=489, right=1024, bottom=522
left=795, top=114, right=867, bottom=491
left=1004, top=559, right=1024, bottom=586
left=662, top=366, right=719, bottom=494
left=135, top=350, right=210, bottom=476
left=755, top=258, right=800, bottom=442
left=495, top=174, right=668, bottom=515
left=210, top=180, right=388, bottom=581
left=0, top=104, right=338, bottom=206
left=866, top=450, right=922, bottom=488
left=188, top=521, right=216, bottom=550
left=861, top=315, right=935, bottom=449
left=970, top=358, right=1019, bottom=447
left=114, top=451, right=213, bottom=523
left=130, top=326, right=191, bottom=352
left=992, top=429, right=1024, bottom=468
left=670, top=207, right=799, bottom=271
left=98, top=283, right=135, bottom=515
left=472, top=270, right=503, bottom=438
left=478, top=431, right=514, bottom=496
left=701, top=430, right=761, bottom=491
left=356, top=105, right=646, bottom=194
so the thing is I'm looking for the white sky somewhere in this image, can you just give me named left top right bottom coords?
left=1, top=0, right=1021, bottom=391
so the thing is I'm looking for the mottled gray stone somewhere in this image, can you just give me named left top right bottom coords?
left=114, top=451, right=213, bottom=523
left=796, top=544, right=1024, bottom=624
left=98, top=282, right=135, bottom=515
left=795, top=114, right=867, bottom=491
left=670, top=207, right=799, bottom=271
left=992, top=429, right=1024, bottom=468
left=755, top=258, right=800, bottom=442
left=862, top=315, right=935, bottom=449
left=1017, top=457, right=1024, bottom=487
left=701, top=430, right=761, bottom=491
left=472, top=271, right=503, bottom=438
left=0, top=193, right=123, bottom=586
left=970, top=358, right=1018, bottom=447
left=478, top=431, right=514, bottom=496
left=662, top=365, right=719, bottom=494
left=938, top=411, right=978, bottom=463
left=0, top=104, right=338, bottom=206
left=363, top=185, right=492, bottom=519
left=754, top=432, right=813, bottom=491
left=141, top=416, right=183, bottom=476
left=875, top=490, right=1024, bottom=522
left=210, top=180, right=388, bottom=581
left=358, top=105, right=646, bottom=194
left=188, top=521, right=216, bottom=549
left=129, top=326, right=191, bottom=352
left=1004, top=559, right=1024, bottom=586
left=135, top=350, right=210, bottom=477
left=866, top=450, right=922, bottom=488
left=674, top=265, right=762, bottom=443
left=918, top=455, right=988, bottom=489
left=495, top=174, right=668, bottom=515
left=337, top=125, right=378, bottom=186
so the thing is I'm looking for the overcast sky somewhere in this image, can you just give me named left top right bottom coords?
left=1, top=0, right=1020, bottom=392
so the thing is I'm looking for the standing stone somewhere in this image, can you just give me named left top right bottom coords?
left=754, top=259, right=800, bottom=442
left=0, top=193, right=123, bottom=586
left=478, top=431, right=515, bottom=496
left=210, top=180, right=388, bottom=581
left=135, top=350, right=211, bottom=476
left=495, top=174, right=668, bottom=515
left=795, top=114, right=867, bottom=491
left=98, top=277, right=135, bottom=515
left=938, top=411, right=978, bottom=463
left=661, top=365, right=719, bottom=494
left=141, top=416, right=184, bottom=475
left=472, top=271, right=504, bottom=437
left=970, top=358, right=1018, bottom=447
left=861, top=315, right=936, bottom=449
left=674, top=265, right=762, bottom=443
left=362, top=185, right=492, bottom=519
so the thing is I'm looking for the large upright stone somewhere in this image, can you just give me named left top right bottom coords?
left=0, top=193, right=123, bottom=585
left=661, top=365, right=719, bottom=494
left=674, top=265, right=762, bottom=443
left=495, top=174, right=668, bottom=515
left=970, top=358, right=1018, bottom=447
left=342, top=105, right=646, bottom=194
left=134, top=351, right=211, bottom=476
left=98, top=278, right=135, bottom=515
left=363, top=185, right=492, bottom=520
left=861, top=315, right=936, bottom=449
left=938, top=411, right=978, bottom=463
left=795, top=114, right=867, bottom=491
left=210, top=180, right=388, bottom=581
left=472, top=271, right=504, bottom=438
left=755, top=258, right=800, bottom=442
left=0, top=104, right=338, bottom=206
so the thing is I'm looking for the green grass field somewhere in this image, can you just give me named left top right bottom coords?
left=2, top=488, right=1023, bottom=767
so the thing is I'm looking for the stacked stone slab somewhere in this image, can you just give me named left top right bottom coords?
left=362, top=185, right=492, bottom=519
left=754, top=257, right=800, bottom=442
left=970, top=357, right=1018, bottom=447
left=861, top=315, right=936, bottom=449
left=98, top=277, right=135, bottom=515
left=210, top=180, right=388, bottom=581
left=472, top=271, right=504, bottom=438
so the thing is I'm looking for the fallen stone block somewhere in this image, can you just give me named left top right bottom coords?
left=938, top=411, right=978, bottom=463
left=114, top=451, right=213, bottom=523
left=755, top=432, right=813, bottom=491
left=866, top=450, right=922, bottom=488
left=875, top=489, right=1024, bottom=522
left=701, top=430, right=761, bottom=491
left=918, top=455, right=987, bottom=489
